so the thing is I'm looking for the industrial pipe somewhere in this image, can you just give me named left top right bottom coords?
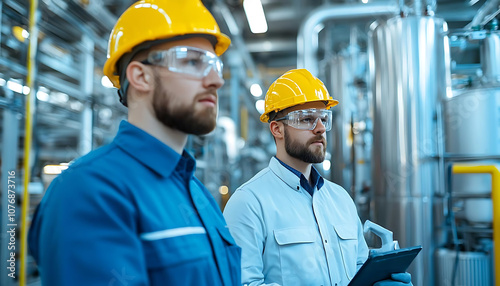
left=452, top=164, right=500, bottom=285
left=20, top=0, right=39, bottom=285
left=466, top=0, right=500, bottom=29
left=297, top=2, right=399, bottom=76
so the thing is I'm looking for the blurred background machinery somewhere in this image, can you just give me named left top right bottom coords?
left=0, top=0, right=499, bottom=285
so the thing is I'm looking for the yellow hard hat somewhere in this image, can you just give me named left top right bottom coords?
left=260, top=69, right=339, bottom=123
left=103, top=0, right=231, bottom=88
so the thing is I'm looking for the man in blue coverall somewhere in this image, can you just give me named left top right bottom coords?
left=28, top=0, right=241, bottom=285
left=223, top=69, right=412, bottom=286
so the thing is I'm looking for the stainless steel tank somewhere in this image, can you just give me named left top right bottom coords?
left=444, top=89, right=500, bottom=156
left=370, top=15, right=451, bottom=286
left=443, top=88, right=500, bottom=224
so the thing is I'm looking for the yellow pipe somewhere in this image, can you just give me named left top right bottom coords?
left=21, top=0, right=38, bottom=285
left=452, top=164, right=500, bottom=286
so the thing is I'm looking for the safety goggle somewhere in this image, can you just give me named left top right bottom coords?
left=274, top=108, right=332, bottom=131
left=142, top=46, right=223, bottom=79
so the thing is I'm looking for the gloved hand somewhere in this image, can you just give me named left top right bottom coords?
left=373, top=272, right=412, bottom=286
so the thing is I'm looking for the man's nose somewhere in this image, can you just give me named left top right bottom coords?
left=202, top=67, right=225, bottom=89
left=313, top=118, right=326, bottom=134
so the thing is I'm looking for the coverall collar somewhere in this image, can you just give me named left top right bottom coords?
left=114, top=120, right=196, bottom=178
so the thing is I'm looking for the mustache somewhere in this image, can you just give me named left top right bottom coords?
left=196, top=88, right=218, bottom=99
left=308, top=135, right=326, bottom=145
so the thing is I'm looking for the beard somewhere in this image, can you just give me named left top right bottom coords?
left=284, top=127, right=326, bottom=163
left=152, top=73, right=218, bottom=135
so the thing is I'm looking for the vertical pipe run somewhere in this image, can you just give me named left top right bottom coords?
left=240, top=107, right=248, bottom=141
left=79, top=105, right=93, bottom=155
left=1, top=89, right=20, bottom=286
left=78, top=35, right=94, bottom=156
left=0, top=0, right=3, bottom=55
left=452, top=165, right=500, bottom=286
left=20, top=0, right=39, bottom=285
left=0, top=3, right=9, bottom=286
left=230, top=64, right=240, bottom=138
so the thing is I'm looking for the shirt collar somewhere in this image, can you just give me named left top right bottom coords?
left=113, top=120, right=196, bottom=178
left=275, top=156, right=302, bottom=178
left=311, top=166, right=325, bottom=190
left=272, top=156, right=324, bottom=193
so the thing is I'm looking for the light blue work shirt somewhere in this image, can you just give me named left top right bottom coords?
left=29, top=120, right=241, bottom=285
left=223, top=157, right=368, bottom=286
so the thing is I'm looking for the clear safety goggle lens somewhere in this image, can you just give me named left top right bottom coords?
left=143, top=46, right=223, bottom=79
left=275, top=108, right=332, bottom=131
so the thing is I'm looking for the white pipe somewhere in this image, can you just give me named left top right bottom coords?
left=297, top=2, right=399, bottom=76
left=466, top=0, right=500, bottom=29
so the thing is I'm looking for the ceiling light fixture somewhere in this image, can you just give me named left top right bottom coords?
left=243, top=0, right=268, bottom=34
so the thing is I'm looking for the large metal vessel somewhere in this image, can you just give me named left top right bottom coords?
left=370, top=15, right=451, bottom=286
left=444, top=88, right=500, bottom=221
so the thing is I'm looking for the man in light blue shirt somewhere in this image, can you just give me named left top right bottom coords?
left=223, top=69, right=411, bottom=286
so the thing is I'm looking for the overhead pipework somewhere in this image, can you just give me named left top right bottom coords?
left=297, top=2, right=399, bottom=76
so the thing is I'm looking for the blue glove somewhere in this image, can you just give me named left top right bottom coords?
left=373, top=272, right=412, bottom=286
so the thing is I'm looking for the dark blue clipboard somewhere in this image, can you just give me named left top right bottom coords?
left=348, top=245, right=422, bottom=286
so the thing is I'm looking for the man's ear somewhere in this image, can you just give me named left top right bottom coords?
left=269, top=121, right=284, bottom=140
left=126, top=61, right=153, bottom=92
